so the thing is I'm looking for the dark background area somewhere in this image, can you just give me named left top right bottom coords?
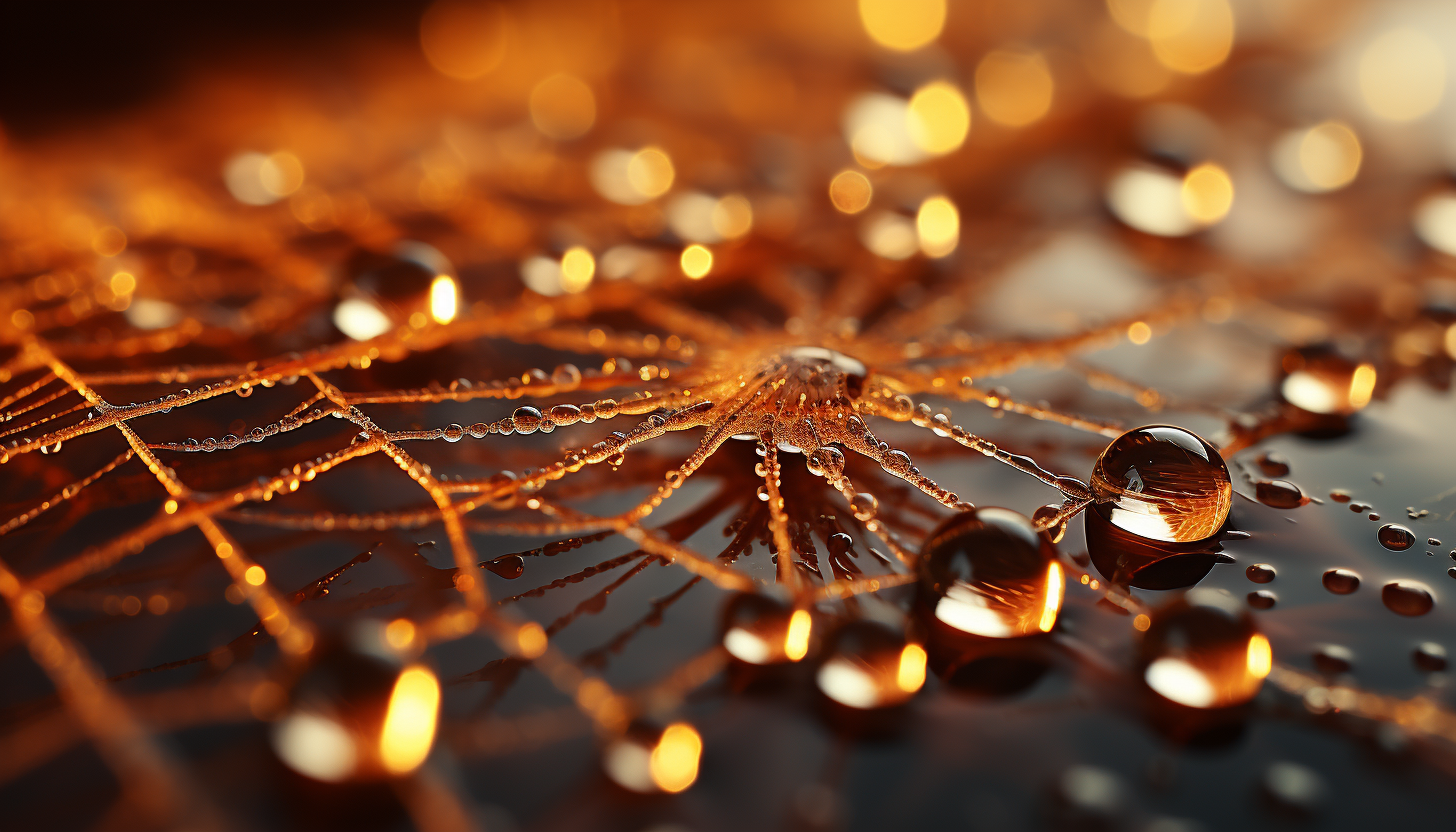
left=0, top=2, right=429, bottom=136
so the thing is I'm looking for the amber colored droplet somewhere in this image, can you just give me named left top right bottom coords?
left=1091, top=425, right=1231, bottom=543
left=1138, top=589, right=1270, bottom=709
left=815, top=620, right=922, bottom=710
left=1246, top=563, right=1276, bottom=584
left=484, top=555, right=524, bottom=579
left=1247, top=590, right=1276, bottom=609
left=1278, top=343, right=1376, bottom=416
left=1377, top=524, right=1416, bottom=551
left=1254, top=479, right=1308, bottom=509
left=719, top=591, right=807, bottom=665
left=1033, top=503, right=1069, bottom=544
left=1256, top=451, right=1291, bottom=477
left=270, top=622, right=439, bottom=783
left=918, top=508, right=1063, bottom=639
left=602, top=719, right=702, bottom=794
left=1328, top=490, right=1352, bottom=503
left=1382, top=580, right=1434, bottom=616
left=1321, top=568, right=1360, bottom=595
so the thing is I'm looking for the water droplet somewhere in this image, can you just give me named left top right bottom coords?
left=602, top=719, right=701, bottom=794
left=1321, top=568, right=1360, bottom=594
left=1033, top=503, right=1069, bottom=544
left=1311, top=644, right=1354, bottom=675
left=1278, top=344, right=1374, bottom=416
left=665, top=470, right=685, bottom=488
left=1382, top=580, right=1434, bottom=616
left=917, top=508, right=1063, bottom=639
left=1138, top=589, right=1270, bottom=709
left=270, top=623, right=439, bottom=782
left=1328, top=490, right=1352, bottom=503
left=442, top=423, right=464, bottom=442
left=1247, top=590, right=1277, bottom=609
left=1091, top=425, right=1231, bottom=543
left=1413, top=642, right=1448, bottom=673
left=826, top=533, right=853, bottom=558
left=806, top=446, right=845, bottom=479
left=814, top=620, right=922, bottom=710
left=1256, top=451, right=1291, bottom=477
left=1377, top=523, right=1416, bottom=551
left=1260, top=761, right=1327, bottom=818
left=1254, top=479, right=1308, bottom=509
left=1246, top=563, right=1276, bottom=584
left=720, top=591, right=808, bottom=665
left=594, top=398, right=620, bottom=419
left=511, top=406, right=543, bottom=435
left=484, top=555, right=524, bottom=579
left=849, top=492, right=878, bottom=521
left=550, top=363, right=582, bottom=389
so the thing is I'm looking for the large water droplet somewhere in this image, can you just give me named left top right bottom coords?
left=1245, top=563, right=1276, bottom=584
left=1138, top=589, right=1270, bottom=709
left=917, top=508, right=1063, bottom=639
left=1254, top=479, right=1308, bottom=509
left=1278, top=344, right=1374, bottom=417
left=1091, top=426, right=1231, bottom=543
left=814, top=620, right=923, bottom=710
left=720, top=591, right=810, bottom=665
left=1377, top=524, right=1416, bottom=551
left=1382, top=580, right=1434, bottom=616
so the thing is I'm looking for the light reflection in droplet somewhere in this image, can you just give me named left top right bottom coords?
left=334, top=298, right=394, bottom=341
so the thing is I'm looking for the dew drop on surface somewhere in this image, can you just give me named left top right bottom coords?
left=1247, top=590, right=1277, bottom=609
left=720, top=592, right=809, bottom=665
left=1137, top=589, right=1270, bottom=709
left=1277, top=344, right=1375, bottom=416
left=1328, top=489, right=1351, bottom=503
left=1382, top=580, right=1434, bottom=616
left=1254, top=479, right=1308, bottom=509
left=1413, top=642, right=1448, bottom=673
left=917, top=508, right=1063, bottom=639
left=1311, top=644, right=1354, bottom=675
left=270, top=623, right=439, bottom=783
left=815, top=620, right=923, bottom=710
left=1255, top=451, right=1291, bottom=477
left=442, top=423, right=464, bottom=442
left=1376, top=523, right=1416, bottom=551
left=826, top=532, right=853, bottom=558
left=1091, top=425, right=1231, bottom=543
left=1246, top=563, right=1276, bottom=584
left=1321, top=568, right=1360, bottom=595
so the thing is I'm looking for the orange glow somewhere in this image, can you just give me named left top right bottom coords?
left=975, top=49, right=1054, bottom=128
left=829, top=170, right=873, bottom=214
left=1038, top=561, right=1063, bottom=633
left=896, top=643, right=928, bottom=693
left=379, top=665, right=442, bottom=775
left=784, top=609, right=812, bottom=661
left=648, top=723, right=702, bottom=793
left=244, top=565, right=267, bottom=586
left=420, top=0, right=511, bottom=80
left=1246, top=634, right=1272, bottom=679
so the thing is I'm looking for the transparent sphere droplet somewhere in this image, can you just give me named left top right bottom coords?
left=1033, top=503, right=1069, bottom=544
left=850, top=491, right=879, bottom=520
left=1278, top=344, right=1375, bottom=416
left=918, top=508, right=1063, bottom=639
left=270, top=622, right=440, bottom=782
left=1092, top=425, right=1231, bottom=543
left=511, top=406, right=544, bottom=435
left=602, top=720, right=703, bottom=794
left=719, top=592, right=811, bottom=665
left=1138, top=589, right=1270, bottom=709
left=815, top=620, right=924, bottom=710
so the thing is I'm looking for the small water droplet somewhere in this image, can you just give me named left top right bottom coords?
left=443, top=423, right=464, bottom=442
left=511, top=406, right=543, bottom=435
left=1246, top=563, right=1276, bottom=584
left=1256, top=451, right=1291, bottom=477
left=849, top=492, right=878, bottom=521
left=1311, top=644, right=1353, bottom=675
left=1328, top=490, right=1351, bottom=503
left=1254, top=479, right=1308, bottom=509
left=1382, top=580, right=1434, bottom=616
left=1247, top=590, right=1276, bottom=609
left=1032, top=503, right=1069, bottom=544
left=1414, top=642, right=1447, bottom=673
left=1322, top=568, right=1360, bottom=594
left=484, top=555, right=524, bottom=579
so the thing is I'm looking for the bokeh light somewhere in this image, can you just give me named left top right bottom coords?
left=1147, top=0, right=1235, bottom=75
left=529, top=73, right=597, bottom=140
left=1358, top=28, right=1446, bottom=122
left=1272, top=121, right=1362, bottom=193
left=858, top=0, right=946, bottom=52
left=829, top=169, right=873, bottom=214
left=916, top=196, right=960, bottom=258
left=975, top=49, right=1055, bottom=128
left=907, top=81, right=971, bottom=155
left=420, top=0, right=511, bottom=80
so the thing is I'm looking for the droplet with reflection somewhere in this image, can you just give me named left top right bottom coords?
left=1278, top=344, right=1376, bottom=417
left=918, top=508, right=1063, bottom=639
left=1092, top=425, right=1231, bottom=543
left=1322, top=568, right=1360, bottom=595
left=815, top=620, right=925, bottom=709
left=1377, top=524, right=1416, bottom=551
left=719, top=591, right=811, bottom=665
left=270, top=622, right=440, bottom=782
left=1138, top=589, right=1271, bottom=709
left=602, top=720, right=702, bottom=794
